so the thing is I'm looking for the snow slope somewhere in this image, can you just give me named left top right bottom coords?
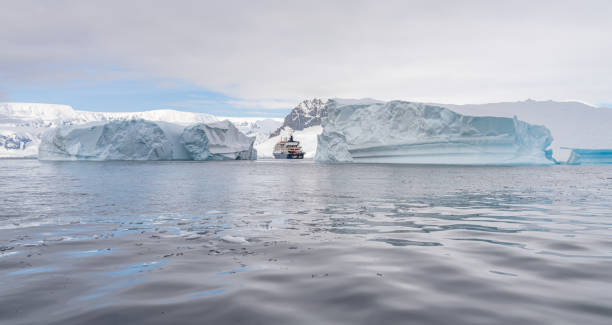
left=316, top=100, right=554, bottom=165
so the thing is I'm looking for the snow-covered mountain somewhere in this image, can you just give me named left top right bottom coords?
left=270, top=98, right=328, bottom=137
left=0, top=102, right=281, bottom=158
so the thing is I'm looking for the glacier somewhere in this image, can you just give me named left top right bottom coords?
left=315, top=100, right=554, bottom=165
left=39, top=119, right=257, bottom=161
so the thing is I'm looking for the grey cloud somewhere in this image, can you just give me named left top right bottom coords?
left=2, top=0, right=612, bottom=105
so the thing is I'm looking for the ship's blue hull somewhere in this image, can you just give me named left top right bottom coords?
left=274, top=153, right=304, bottom=159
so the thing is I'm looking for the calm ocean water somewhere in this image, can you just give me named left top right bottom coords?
left=1, top=159, right=612, bottom=324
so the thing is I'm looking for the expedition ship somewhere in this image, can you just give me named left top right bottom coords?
left=273, top=135, right=305, bottom=159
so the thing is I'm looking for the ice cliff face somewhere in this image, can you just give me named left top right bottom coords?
left=315, top=100, right=554, bottom=165
left=566, top=149, right=612, bottom=165
left=439, top=100, right=612, bottom=163
left=38, top=119, right=256, bottom=161
left=181, top=120, right=257, bottom=160
left=270, top=98, right=327, bottom=137
left=39, top=120, right=175, bottom=160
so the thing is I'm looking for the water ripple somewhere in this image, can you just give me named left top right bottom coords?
left=1, top=160, right=611, bottom=324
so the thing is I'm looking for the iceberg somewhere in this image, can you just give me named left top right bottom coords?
left=39, top=120, right=176, bottom=160
left=441, top=100, right=612, bottom=163
left=315, top=100, right=554, bottom=165
left=38, top=119, right=256, bottom=161
left=566, top=148, right=612, bottom=165
left=181, top=120, right=257, bottom=160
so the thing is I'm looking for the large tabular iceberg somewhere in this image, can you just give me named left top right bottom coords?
left=39, top=119, right=256, bottom=161
left=315, top=100, right=554, bottom=165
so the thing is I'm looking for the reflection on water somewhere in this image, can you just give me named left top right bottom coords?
left=1, top=160, right=612, bottom=324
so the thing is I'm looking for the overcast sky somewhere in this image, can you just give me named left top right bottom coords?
left=1, top=0, right=611, bottom=115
